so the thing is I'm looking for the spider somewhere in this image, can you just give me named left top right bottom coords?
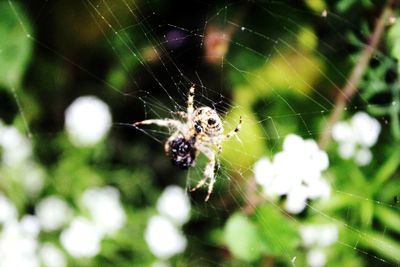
left=134, top=85, right=242, bottom=201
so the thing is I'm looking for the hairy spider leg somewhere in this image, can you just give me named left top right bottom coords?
left=175, top=111, right=187, bottom=118
left=187, top=85, right=195, bottom=120
left=190, top=146, right=216, bottom=202
left=134, top=119, right=182, bottom=151
left=164, top=130, right=181, bottom=154
left=224, top=116, right=243, bottom=140
left=133, top=119, right=181, bottom=128
left=217, top=143, right=223, bottom=153
left=134, top=119, right=184, bottom=155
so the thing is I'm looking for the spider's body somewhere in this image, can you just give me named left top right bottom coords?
left=192, top=107, right=223, bottom=137
left=169, top=107, right=223, bottom=169
left=134, top=85, right=242, bottom=201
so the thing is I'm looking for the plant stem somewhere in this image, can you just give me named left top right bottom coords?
left=318, top=0, right=395, bottom=149
left=243, top=176, right=260, bottom=215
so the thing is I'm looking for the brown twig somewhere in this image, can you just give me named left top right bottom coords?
left=243, top=176, right=260, bottom=215
left=318, top=0, right=395, bottom=149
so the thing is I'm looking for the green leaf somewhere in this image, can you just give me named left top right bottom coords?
left=388, top=20, right=400, bottom=62
left=254, top=204, right=300, bottom=256
left=360, top=201, right=373, bottom=228
left=372, top=148, right=400, bottom=189
left=336, top=0, right=372, bottom=13
left=356, top=230, right=400, bottom=264
left=304, top=0, right=326, bottom=13
left=336, top=0, right=357, bottom=13
left=375, top=206, right=400, bottom=234
left=223, top=212, right=263, bottom=262
left=0, top=1, right=32, bottom=89
left=220, top=107, right=265, bottom=172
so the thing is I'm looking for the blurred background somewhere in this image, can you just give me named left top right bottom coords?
left=0, top=0, right=400, bottom=266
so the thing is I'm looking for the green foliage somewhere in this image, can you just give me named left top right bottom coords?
left=253, top=205, right=300, bottom=256
left=360, top=54, right=400, bottom=140
left=327, top=148, right=400, bottom=263
left=304, top=0, right=326, bottom=13
left=220, top=107, right=265, bottom=171
left=347, top=20, right=400, bottom=140
left=356, top=230, right=400, bottom=263
left=223, top=206, right=300, bottom=263
left=224, top=212, right=263, bottom=261
left=387, top=20, right=400, bottom=64
left=336, top=0, right=373, bottom=13
left=0, top=2, right=32, bottom=89
left=0, top=1, right=400, bottom=267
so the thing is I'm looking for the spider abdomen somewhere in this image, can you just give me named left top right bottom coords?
left=169, top=137, right=196, bottom=169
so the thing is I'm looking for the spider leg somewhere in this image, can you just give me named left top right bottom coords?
left=187, top=85, right=195, bottom=120
left=224, top=116, right=243, bottom=140
left=217, top=143, right=222, bottom=154
left=175, top=111, right=187, bottom=118
left=164, top=130, right=181, bottom=154
left=204, top=162, right=216, bottom=202
left=190, top=146, right=216, bottom=202
left=190, top=175, right=208, bottom=193
left=134, top=119, right=181, bottom=128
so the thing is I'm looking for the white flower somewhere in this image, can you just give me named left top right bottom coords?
left=318, top=224, right=338, bottom=247
left=254, top=157, right=273, bottom=185
left=285, top=185, right=308, bottom=214
left=0, top=219, right=40, bottom=267
left=36, top=196, right=73, bottom=232
left=81, top=186, right=126, bottom=236
left=60, top=217, right=102, bottom=258
left=65, top=96, right=112, bottom=147
left=332, top=112, right=380, bottom=166
left=0, top=124, right=31, bottom=166
left=354, top=148, right=372, bottom=166
left=21, top=162, right=45, bottom=196
left=0, top=122, right=43, bottom=195
left=151, top=261, right=171, bottom=267
left=306, top=178, right=330, bottom=200
left=144, top=215, right=187, bottom=259
left=39, top=243, right=67, bottom=267
left=351, top=112, right=381, bottom=147
left=331, top=121, right=353, bottom=143
left=300, top=224, right=338, bottom=248
left=0, top=194, right=17, bottom=224
left=20, top=215, right=41, bottom=237
left=300, top=224, right=338, bottom=267
left=307, top=249, right=326, bottom=267
left=337, top=142, right=355, bottom=159
left=300, top=225, right=318, bottom=247
left=156, top=185, right=191, bottom=226
left=254, top=134, right=330, bottom=214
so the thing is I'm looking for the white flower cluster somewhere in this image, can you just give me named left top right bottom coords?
left=0, top=193, right=67, bottom=267
left=0, top=121, right=31, bottom=166
left=61, top=186, right=126, bottom=258
left=36, top=196, right=73, bottom=232
left=0, top=121, right=44, bottom=196
left=332, top=112, right=381, bottom=166
left=254, top=134, right=330, bottom=214
left=81, top=186, right=127, bottom=236
left=145, top=185, right=191, bottom=261
left=0, top=194, right=17, bottom=224
left=39, top=243, right=67, bottom=267
left=34, top=186, right=126, bottom=259
left=65, top=96, right=112, bottom=147
left=300, top=224, right=338, bottom=267
left=61, top=217, right=103, bottom=258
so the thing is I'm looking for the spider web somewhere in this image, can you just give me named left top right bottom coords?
left=4, top=0, right=400, bottom=266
